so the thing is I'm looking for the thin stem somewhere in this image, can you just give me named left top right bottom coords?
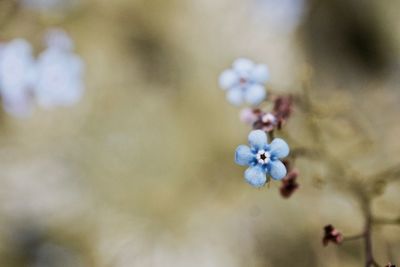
left=363, top=200, right=381, bottom=267
left=343, top=233, right=364, bottom=242
left=373, top=217, right=400, bottom=226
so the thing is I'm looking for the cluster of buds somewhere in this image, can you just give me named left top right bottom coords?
left=322, top=225, right=343, bottom=246
left=240, top=95, right=293, bottom=133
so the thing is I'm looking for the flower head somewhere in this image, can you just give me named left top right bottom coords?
left=322, top=225, right=343, bottom=246
left=219, top=58, right=269, bottom=106
left=32, top=41, right=84, bottom=108
left=235, top=130, right=289, bottom=187
left=386, top=263, right=396, bottom=267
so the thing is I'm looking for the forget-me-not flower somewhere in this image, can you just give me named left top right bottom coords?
left=0, top=39, right=35, bottom=117
left=235, top=130, right=289, bottom=187
left=219, top=58, right=269, bottom=106
left=32, top=32, right=85, bottom=108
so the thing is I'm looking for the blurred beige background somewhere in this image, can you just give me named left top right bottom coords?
left=0, top=0, right=400, bottom=266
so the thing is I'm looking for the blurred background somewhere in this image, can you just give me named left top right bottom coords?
left=0, top=0, right=400, bottom=266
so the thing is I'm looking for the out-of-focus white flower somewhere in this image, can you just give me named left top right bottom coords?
left=20, top=0, right=79, bottom=12
left=32, top=48, right=85, bottom=108
left=0, top=39, right=35, bottom=117
left=253, top=0, right=305, bottom=34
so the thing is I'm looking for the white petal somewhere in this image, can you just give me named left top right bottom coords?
left=226, top=87, right=244, bottom=106
left=244, top=84, right=266, bottom=106
left=219, top=69, right=238, bottom=90
left=251, top=64, right=269, bottom=84
left=233, top=58, right=254, bottom=75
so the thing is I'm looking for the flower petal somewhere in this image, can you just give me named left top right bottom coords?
left=244, top=84, right=266, bottom=106
left=233, top=58, right=254, bottom=76
left=226, top=87, right=244, bottom=106
left=269, top=160, right=287, bottom=180
left=235, top=145, right=254, bottom=166
left=245, top=165, right=267, bottom=188
left=219, top=69, right=238, bottom=90
left=270, top=138, right=289, bottom=158
left=248, top=130, right=268, bottom=150
left=251, top=64, right=269, bottom=84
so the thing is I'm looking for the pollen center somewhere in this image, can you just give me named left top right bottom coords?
left=256, top=150, right=270, bottom=164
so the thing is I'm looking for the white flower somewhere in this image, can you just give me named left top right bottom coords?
left=219, top=58, right=269, bottom=106
left=0, top=39, right=35, bottom=117
left=32, top=48, right=85, bottom=108
left=20, top=0, right=79, bottom=12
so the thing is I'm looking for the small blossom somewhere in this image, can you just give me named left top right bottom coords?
left=386, top=263, right=396, bottom=267
left=0, top=39, right=35, bottom=117
left=280, top=169, right=299, bottom=198
left=253, top=112, right=277, bottom=132
left=239, top=108, right=262, bottom=125
left=235, top=130, right=289, bottom=187
left=219, top=58, right=269, bottom=106
left=323, top=225, right=343, bottom=246
left=273, top=95, right=293, bottom=129
left=32, top=38, right=84, bottom=108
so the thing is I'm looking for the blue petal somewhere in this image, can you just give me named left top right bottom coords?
left=270, top=138, right=290, bottom=158
left=248, top=130, right=268, bottom=150
left=251, top=64, right=269, bottom=84
left=269, top=160, right=287, bottom=180
left=244, top=84, right=266, bottom=106
left=245, top=165, right=267, bottom=188
left=219, top=69, right=238, bottom=90
left=235, top=145, right=254, bottom=166
left=226, top=87, right=244, bottom=106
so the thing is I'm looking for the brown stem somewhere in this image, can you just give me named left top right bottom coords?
left=363, top=201, right=381, bottom=267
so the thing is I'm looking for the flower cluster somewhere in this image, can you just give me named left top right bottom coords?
left=219, top=58, right=297, bottom=191
left=0, top=29, right=84, bottom=118
left=322, top=225, right=343, bottom=246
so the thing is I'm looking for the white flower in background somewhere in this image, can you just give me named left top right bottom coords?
left=20, top=0, right=79, bottom=12
left=253, top=0, right=305, bottom=34
left=32, top=46, right=85, bottom=108
left=0, top=39, right=35, bottom=117
left=0, top=30, right=85, bottom=117
left=219, top=58, right=269, bottom=106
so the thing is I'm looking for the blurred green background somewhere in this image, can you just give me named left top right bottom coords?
left=0, top=0, right=400, bottom=266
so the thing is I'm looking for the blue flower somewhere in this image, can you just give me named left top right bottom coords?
left=219, top=58, right=269, bottom=106
left=235, top=130, right=289, bottom=187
